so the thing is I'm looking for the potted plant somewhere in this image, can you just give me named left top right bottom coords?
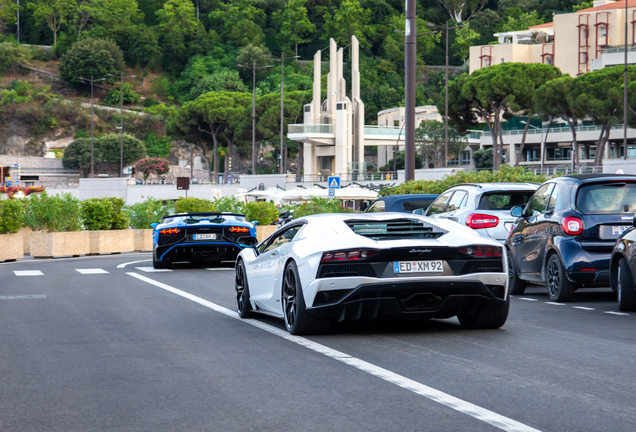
left=0, top=199, right=25, bottom=261
left=81, top=197, right=134, bottom=254
left=125, top=197, right=168, bottom=251
left=245, top=201, right=279, bottom=242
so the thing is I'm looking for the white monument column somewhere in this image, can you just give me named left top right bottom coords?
left=312, top=50, right=321, bottom=124
left=352, top=36, right=364, bottom=177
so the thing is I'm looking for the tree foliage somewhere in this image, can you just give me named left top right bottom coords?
left=63, top=133, right=147, bottom=171
left=59, top=37, right=125, bottom=87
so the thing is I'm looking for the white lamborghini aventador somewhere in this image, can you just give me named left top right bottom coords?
left=235, top=213, right=509, bottom=335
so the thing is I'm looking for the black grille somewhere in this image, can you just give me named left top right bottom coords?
left=459, top=260, right=504, bottom=275
left=346, top=218, right=445, bottom=240
left=313, top=289, right=353, bottom=306
left=486, top=285, right=506, bottom=299
left=317, top=263, right=376, bottom=278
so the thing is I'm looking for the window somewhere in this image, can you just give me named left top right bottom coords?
left=628, top=146, right=636, bottom=159
left=366, top=200, right=385, bottom=213
left=402, top=199, right=435, bottom=212
left=547, top=185, right=559, bottom=211
left=501, top=58, right=505, bottom=63
left=526, top=184, right=555, bottom=217
left=262, top=225, right=303, bottom=253
left=546, top=56, right=553, bottom=66
left=446, top=191, right=468, bottom=211
left=448, top=158, right=459, bottom=166
left=484, top=57, right=491, bottom=67
left=461, top=151, right=470, bottom=165
left=576, top=182, right=636, bottom=214
left=601, top=27, right=607, bottom=38
left=478, top=192, right=533, bottom=211
left=427, top=191, right=453, bottom=215
left=590, top=146, right=596, bottom=159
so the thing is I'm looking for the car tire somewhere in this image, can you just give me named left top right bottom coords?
left=617, top=258, right=636, bottom=312
left=507, top=252, right=526, bottom=295
left=546, top=254, right=575, bottom=302
left=235, top=260, right=256, bottom=318
left=153, top=255, right=166, bottom=269
left=458, top=297, right=510, bottom=330
left=282, top=261, right=332, bottom=335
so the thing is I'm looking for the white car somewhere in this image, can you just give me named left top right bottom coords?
left=235, top=213, right=509, bottom=335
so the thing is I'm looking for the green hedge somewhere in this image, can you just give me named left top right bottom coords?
left=0, top=199, right=25, bottom=234
left=125, top=197, right=169, bottom=229
left=380, top=166, right=550, bottom=196
left=244, top=201, right=278, bottom=225
left=293, top=197, right=355, bottom=218
left=24, top=192, right=82, bottom=232
left=80, top=197, right=129, bottom=230
left=174, top=197, right=218, bottom=213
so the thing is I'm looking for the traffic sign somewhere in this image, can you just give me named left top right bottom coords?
left=328, top=188, right=335, bottom=197
left=328, top=176, right=340, bottom=189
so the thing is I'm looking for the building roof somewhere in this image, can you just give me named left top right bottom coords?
left=528, top=22, right=554, bottom=29
left=578, top=0, right=636, bottom=12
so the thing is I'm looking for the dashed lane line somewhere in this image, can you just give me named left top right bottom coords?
left=206, top=268, right=234, bottom=271
left=545, top=302, right=566, bottom=306
left=117, top=259, right=152, bottom=269
left=75, top=268, right=109, bottom=274
left=126, top=271, right=542, bottom=432
left=0, top=295, right=46, bottom=300
left=518, top=298, right=539, bottom=302
left=573, top=306, right=595, bottom=311
left=605, top=311, right=630, bottom=316
left=14, top=270, right=44, bottom=276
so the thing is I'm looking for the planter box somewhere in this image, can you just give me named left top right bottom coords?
left=256, top=225, right=278, bottom=243
left=19, top=227, right=32, bottom=254
left=89, top=230, right=135, bottom=255
left=134, top=229, right=153, bottom=252
left=0, top=232, right=24, bottom=261
left=30, top=231, right=90, bottom=258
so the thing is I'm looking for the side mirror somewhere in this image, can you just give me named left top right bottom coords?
left=412, top=208, right=424, bottom=215
left=238, top=236, right=258, bottom=247
left=150, top=223, right=159, bottom=228
left=251, top=220, right=260, bottom=226
left=510, top=206, right=524, bottom=218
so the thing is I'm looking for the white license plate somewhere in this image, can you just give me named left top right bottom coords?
left=393, top=260, right=443, bottom=274
left=612, top=226, right=630, bottom=236
left=194, top=234, right=217, bottom=240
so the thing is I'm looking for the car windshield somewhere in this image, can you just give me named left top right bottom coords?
left=402, top=199, right=435, bottom=212
left=478, top=192, right=534, bottom=211
left=576, top=182, right=636, bottom=214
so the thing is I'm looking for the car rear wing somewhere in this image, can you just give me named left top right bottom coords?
left=162, top=212, right=247, bottom=219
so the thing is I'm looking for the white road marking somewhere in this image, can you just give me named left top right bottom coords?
left=605, top=311, right=630, bottom=316
left=117, top=259, right=152, bottom=269
left=0, top=295, right=46, bottom=300
left=206, top=268, right=234, bottom=271
left=14, top=270, right=44, bottom=276
left=518, top=298, right=538, bottom=302
left=76, top=268, right=109, bottom=274
left=126, top=272, right=542, bottom=432
left=135, top=267, right=172, bottom=272
left=545, top=302, right=566, bottom=306
left=573, top=306, right=595, bottom=311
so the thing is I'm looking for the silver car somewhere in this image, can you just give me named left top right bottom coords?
left=424, top=183, right=539, bottom=242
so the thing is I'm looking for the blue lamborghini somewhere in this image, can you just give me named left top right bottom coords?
left=151, top=213, right=258, bottom=269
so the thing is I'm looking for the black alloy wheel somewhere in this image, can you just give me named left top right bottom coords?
left=546, top=254, right=575, bottom=302
left=235, top=260, right=255, bottom=318
left=507, top=252, right=526, bottom=295
left=281, top=261, right=331, bottom=335
left=617, top=258, right=636, bottom=312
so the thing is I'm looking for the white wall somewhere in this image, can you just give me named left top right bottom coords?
left=398, top=168, right=464, bottom=182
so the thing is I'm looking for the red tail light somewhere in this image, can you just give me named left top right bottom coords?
left=561, top=216, right=584, bottom=236
left=466, top=214, right=499, bottom=229
left=321, top=249, right=380, bottom=262
left=229, top=226, right=249, bottom=233
left=160, top=228, right=180, bottom=235
left=459, top=246, right=502, bottom=257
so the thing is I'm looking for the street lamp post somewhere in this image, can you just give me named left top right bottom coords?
left=521, top=120, right=547, bottom=173
left=428, top=21, right=468, bottom=167
left=266, top=53, right=300, bottom=174
left=79, top=75, right=106, bottom=177
left=16, top=0, right=19, bottom=43
left=238, top=62, right=272, bottom=174
left=624, top=0, right=629, bottom=161
left=108, top=73, right=136, bottom=177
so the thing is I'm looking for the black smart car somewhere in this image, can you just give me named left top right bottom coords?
left=507, top=174, right=636, bottom=302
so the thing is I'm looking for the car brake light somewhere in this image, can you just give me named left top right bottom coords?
left=229, top=226, right=249, bottom=233
left=561, top=216, right=584, bottom=236
left=459, top=246, right=502, bottom=257
left=466, top=214, right=499, bottom=229
left=160, top=228, right=180, bottom=235
left=321, top=249, right=380, bottom=262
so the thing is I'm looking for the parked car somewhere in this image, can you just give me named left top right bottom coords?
left=152, top=212, right=257, bottom=269
left=235, top=213, right=510, bottom=335
left=507, top=174, right=636, bottom=301
left=424, top=183, right=539, bottom=243
left=365, top=194, right=439, bottom=214
left=610, top=217, right=636, bottom=311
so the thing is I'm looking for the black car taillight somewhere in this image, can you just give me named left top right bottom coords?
left=458, top=245, right=502, bottom=258
left=561, top=216, right=584, bottom=236
left=321, top=249, right=380, bottom=262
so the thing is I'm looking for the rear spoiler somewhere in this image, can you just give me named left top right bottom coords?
left=162, top=212, right=246, bottom=219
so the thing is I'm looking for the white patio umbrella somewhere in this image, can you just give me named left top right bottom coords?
left=335, top=185, right=378, bottom=200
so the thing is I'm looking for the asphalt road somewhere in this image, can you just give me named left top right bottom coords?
left=1, top=253, right=635, bottom=432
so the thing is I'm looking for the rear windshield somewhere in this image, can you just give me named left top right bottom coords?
left=478, top=192, right=534, bottom=211
left=576, top=182, right=636, bottom=214
left=346, top=218, right=446, bottom=240
left=402, top=200, right=434, bottom=212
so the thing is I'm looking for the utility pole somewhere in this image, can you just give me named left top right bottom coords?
left=238, top=62, right=272, bottom=174
left=624, top=0, right=629, bottom=161
left=266, top=53, right=299, bottom=174
left=16, top=0, right=19, bottom=43
left=428, top=21, right=467, bottom=167
left=79, top=75, right=106, bottom=177
left=108, top=73, right=136, bottom=177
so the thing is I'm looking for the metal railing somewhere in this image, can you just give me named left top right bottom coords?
left=482, top=123, right=626, bottom=137
left=287, top=172, right=398, bottom=183
left=288, top=124, right=334, bottom=134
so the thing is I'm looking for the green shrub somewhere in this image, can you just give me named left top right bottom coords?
left=144, top=133, right=172, bottom=158
left=244, top=201, right=278, bottom=225
left=104, top=82, right=141, bottom=105
left=59, top=38, right=125, bottom=88
left=24, top=192, right=82, bottom=232
left=143, top=97, right=159, bottom=107
left=63, top=133, right=147, bottom=171
left=215, top=196, right=245, bottom=214
left=125, top=197, right=168, bottom=229
left=0, top=41, right=32, bottom=75
left=80, top=197, right=129, bottom=230
left=174, top=197, right=218, bottom=213
left=0, top=199, right=25, bottom=234
left=294, top=197, right=355, bottom=218
left=379, top=165, right=550, bottom=196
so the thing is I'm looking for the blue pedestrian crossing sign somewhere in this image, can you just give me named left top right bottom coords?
left=328, top=176, right=340, bottom=189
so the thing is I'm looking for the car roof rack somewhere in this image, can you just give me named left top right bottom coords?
left=162, top=212, right=246, bottom=219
